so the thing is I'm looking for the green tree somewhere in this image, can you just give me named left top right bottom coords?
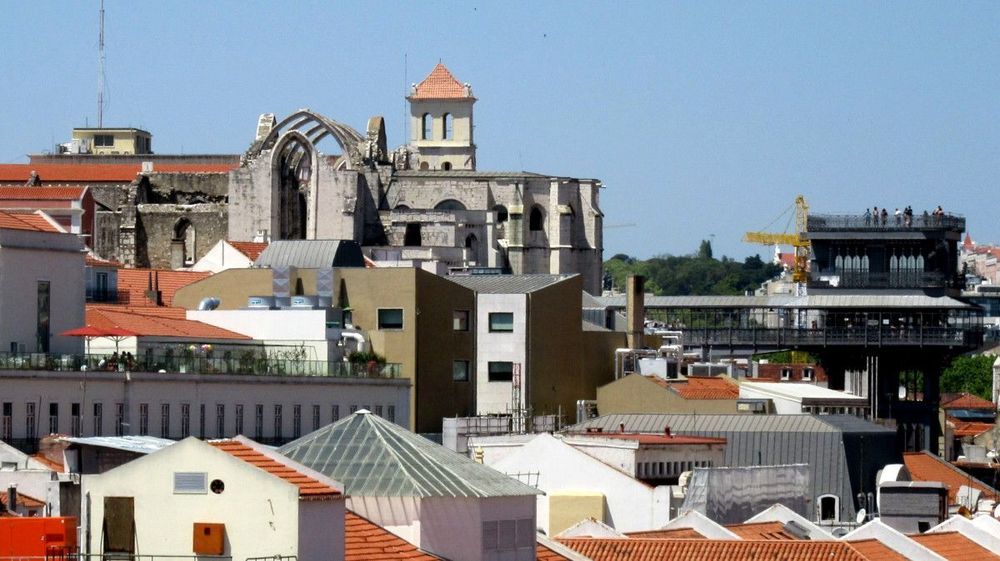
left=698, top=239, right=713, bottom=260
left=940, top=354, right=996, bottom=401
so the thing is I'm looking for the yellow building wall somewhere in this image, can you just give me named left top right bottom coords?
left=597, top=374, right=738, bottom=415
left=549, top=491, right=606, bottom=537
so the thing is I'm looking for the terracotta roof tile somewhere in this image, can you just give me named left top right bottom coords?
left=941, top=393, right=995, bottom=410
left=115, top=268, right=211, bottom=307
left=645, top=376, right=739, bottom=400
left=409, top=63, right=472, bottom=100
left=85, top=306, right=249, bottom=339
left=0, top=210, right=62, bottom=232
left=557, top=538, right=871, bottom=561
left=903, top=451, right=1000, bottom=504
left=626, top=528, right=707, bottom=539
left=910, top=531, right=1000, bottom=561
left=949, top=419, right=995, bottom=438
left=227, top=241, right=268, bottom=261
left=0, top=164, right=237, bottom=184
left=209, top=440, right=340, bottom=499
left=29, top=453, right=64, bottom=471
left=724, top=522, right=800, bottom=540
left=85, top=254, right=123, bottom=268
left=845, top=539, right=910, bottom=561
left=0, top=187, right=87, bottom=200
left=0, top=490, right=46, bottom=509
left=537, top=541, right=578, bottom=561
left=345, top=511, right=443, bottom=560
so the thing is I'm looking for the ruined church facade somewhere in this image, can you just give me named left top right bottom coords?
left=227, top=64, right=604, bottom=293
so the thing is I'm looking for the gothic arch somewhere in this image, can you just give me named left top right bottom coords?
left=434, top=199, right=467, bottom=211
left=249, top=109, right=365, bottom=169
left=270, top=130, right=316, bottom=240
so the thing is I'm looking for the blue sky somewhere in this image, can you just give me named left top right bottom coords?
left=1, top=2, right=997, bottom=260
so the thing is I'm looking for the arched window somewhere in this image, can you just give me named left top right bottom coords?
left=529, top=206, right=545, bottom=232
left=421, top=113, right=432, bottom=140
left=442, top=162, right=452, bottom=171
left=419, top=161, right=430, bottom=171
left=465, top=234, right=478, bottom=249
left=173, top=219, right=196, bottom=266
left=818, top=495, right=839, bottom=522
left=443, top=113, right=453, bottom=140
left=394, top=204, right=411, bottom=211
left=434, top=199, right=467, bottom=211
left=493, top=205, right=509, bottom=223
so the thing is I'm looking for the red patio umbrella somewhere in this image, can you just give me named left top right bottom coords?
left=60, top=325, right=138, bottom=354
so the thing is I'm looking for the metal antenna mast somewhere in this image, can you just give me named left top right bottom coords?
left=97, top=0, right=106, bottom=128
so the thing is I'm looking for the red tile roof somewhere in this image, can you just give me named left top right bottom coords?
left=345, top=511, right=443, bottom=560
left=0, top=490, right=46, bottom=509
left=949, top=419, right=995, bottom=438
left=910, top=531, right=1000, bottom=561
left=557, top=538, right=872, bottom=561
left=30, top=453, right=64, bottom=472
left=209, top=440, right=340, bottom=500
left=227, top=241, right=268, bottom=261
left=724, top=522, right=800, bottom=541
left=941, top=393, right=995, bottom=410
left=537, top=541, right=578, bottom=561
left=845, top=539, right=910, bottom=561
left=646, top=376, right=740, bottom=400
left=626, top=528, right=707, bottom=539
left=85, top=306, right=249, bottom=340
left=0, top=210, right=62, bottom=232
left=409, top=63, right=472, bottom=100
left=903, top=451, right=1000, bottom=503
left=0, top=187, right=87, bottom=200
left=85, top=254, right=123, bottom=268
left=115, top=268, right=211, bottom=307
left=0, top=164, right=237, bottom=184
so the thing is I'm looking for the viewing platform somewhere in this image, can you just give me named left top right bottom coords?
left=807, top=213, right=965, bottom=233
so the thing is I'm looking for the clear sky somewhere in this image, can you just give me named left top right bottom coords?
left=1, top=2, right=997, bottom=260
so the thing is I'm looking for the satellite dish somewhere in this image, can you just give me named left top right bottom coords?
left=993, top=503, right=1000, bottom=518
left=856, top=509, right=867, bottom=524
left=898, top=385, right=907, bottom=400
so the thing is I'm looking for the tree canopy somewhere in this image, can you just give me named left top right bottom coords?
left=940, top=354, right=996, bottom=401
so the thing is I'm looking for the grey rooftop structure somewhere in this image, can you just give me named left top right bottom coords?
left=565, top=414, right=899, bottom=523
left=591, top=293, right=976, bottom=310
left=254, top=239, right=364, bottom=269
left=278, top=410, right=541, bottom=498
left=59, top=435, right=175, bottom=455
left=447, top=273, right=576, bottom=294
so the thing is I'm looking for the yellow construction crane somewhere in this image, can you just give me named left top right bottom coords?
left=743, top=195, right=810, bottom=283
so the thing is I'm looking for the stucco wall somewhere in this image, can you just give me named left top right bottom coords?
left=597, top=374, right=739, bottom=415
left=475, top=294, right=527, bottom=415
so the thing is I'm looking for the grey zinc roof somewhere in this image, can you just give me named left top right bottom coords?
left=448, top=274, right=576, bottom=294
left=564, top=414, right=897, bottom=522
left=277, top=411, right=541, bottom=498
left=592, top=294, right=973, bottom=309
left=59, top=435, right=175, bottom=454
left=254, top=240, right=364, bottom=269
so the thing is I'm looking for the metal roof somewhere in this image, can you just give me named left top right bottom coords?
left=278, top=411, right=541, bottom=498
left=254, top=240, right=364, bottom=269
left=59, top=435, right=175, bottom=454
left=564, top=414, right=897, bottom=522
left=448, top=274, right=576, bottom=294
left=593, top=294, right=974, bottom=310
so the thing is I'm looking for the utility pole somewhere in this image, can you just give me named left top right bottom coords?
left=97, top=0, right=106, bottom=128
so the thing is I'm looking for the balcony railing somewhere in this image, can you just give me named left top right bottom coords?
left=682, top=325, right=982, bottom=349
left=0, top=352, right=401, bottom=379
left=811, top=270, right=963, bottom=289
left=808, top=213, right=965, bottom=232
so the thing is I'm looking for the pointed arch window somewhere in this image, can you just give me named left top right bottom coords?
left=529, top=206, right=545, bottom=232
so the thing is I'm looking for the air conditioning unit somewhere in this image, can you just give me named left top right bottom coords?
left=247, top=296, right=276, bottom=309
left=290, top=295, right=318, bottom=308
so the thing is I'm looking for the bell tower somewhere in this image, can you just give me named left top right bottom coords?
left=408, top=63, right=476, bottom=171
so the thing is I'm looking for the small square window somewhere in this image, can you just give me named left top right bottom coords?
left=378, top=308, right=404, bottom=330
left=488, top=361, right=514, bottom=382
left=489, top=312, right=514, bottom=332
left=453, top=360, right=470, bottom=382
left=453, top=310, right=470, bottom=331
left=803, top=368, right=814, bottom=381
left=780, top=368, right=792, bottom=381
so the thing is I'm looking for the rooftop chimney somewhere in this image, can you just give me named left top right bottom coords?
left=626, top=275, right=645, bottom=350
left=7, top=485, right=16, bottom=513
left=665, top=426, right=672, bottom=437
left=619, top=423, right=626, bottom=434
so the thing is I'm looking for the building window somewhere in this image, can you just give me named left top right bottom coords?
left=818, top=494, right=839, bottom=522
left=37, top=281, right=50, bottom=353
left=2, top=403, right=11, bottom=442
left=292, top=404, right=301, bottom=439
left=115, top=402, right=125, bottom=436
left=48, top=403, right=59, bottom=435
left=235, top=404, right=244, bottom=435
left=421, top=113, right=432, bottom=140
left=442, top=161, right=452, bottom=171
left=404, top=223, right=421, bottom=246
left=489, top=312, right=514, bottom=332
left=71, top=403, right=81, bottom=437
left=273, top=405, right=282, bottom=440
left=312, top=405, right=321, bottom=431
left=93, top=134, right=114, bottom=147
left=180, top=404, right=190, bottom=438
left=331, top=405, right=340, bottom=422
left=374, top=405, right=383, bottom=418
left=803, top=368, right=814, bottom=381
left=254, top=405, right=264, bottom=439
left=350, top=405, right=358, bottom=414
left=780, top=368, right=792, bottom=381
left=378, top=308, right=404, bottom=330
left=161, top=404, right=170, bottom=438
left=493, top=205, right=509, bottom=223
left=93, top=403, right=102, bottom=436
left=25, top=402, right=36, bottom=440
left=483, top=519, right=534, bottom=552
left=488, top=361, right=514, bottom=382
left=216, top=404, right=225, bottom=438
left=138, top=404, right=149, bottom=436
left=443, top=113, right=453, bottom=140
left=387, top=405, right=395, bottom=423
left=529, top=206, right=544, bottom=232
left=453, top=310, right=470, bottom=331
left=199, top=404, right=206, bottom=438
left=453, top=360, right=470, bottom=382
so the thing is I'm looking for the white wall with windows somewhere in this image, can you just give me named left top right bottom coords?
left=473, top=294, right=527, bottom=415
